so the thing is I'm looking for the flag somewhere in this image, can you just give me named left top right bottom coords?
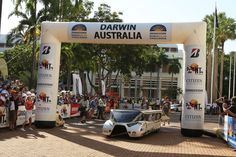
left=101, top=80, right=105, bottom=96
left=215, top=6, right=219, bottom=28
left=72, top=73, right=82, bottom=96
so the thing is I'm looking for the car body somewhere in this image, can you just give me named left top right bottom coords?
left=171, top=103, right=182, bottom=112
left=102, top=109, right=162, bottom=138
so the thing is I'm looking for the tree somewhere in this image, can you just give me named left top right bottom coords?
left=155, top=48, right=169, bottom=99
left=203, top=13, right=219, bottom=102
left=3, top=45, right=33, bottom=85
left=69, top=3, right=124, bottom=95
left=216, top=13, right=236, bottom=97
left=10, top=0, right=41, bottom=88
left=203, top=12, right=236, bottom=100
left=168, top=57, right=182, bottom=99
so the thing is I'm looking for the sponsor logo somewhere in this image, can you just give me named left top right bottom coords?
left=190, top=48, right=200, bottom=58
left=61, top=106, right=68, bottom=116
left=185, top=89, right=203, bottom=92
left=71, top=24, right=87, bottom=39
left=39, top=59, right=53, bottom=70
left=17, top=109, right=36, bottom=116
left=149, top=24, right=167, bottom=40
left=186, top=63, right=203, bottom=74
left=186, top=79, right=202, bottom=83
left=94, top=24, right=142, bottom=39
left=36, top=106, right=50, bottom=112
left=186, top=99, right=202, bottom=110
left=37, top=92, right=51, bottom=103
left=38, top=73, right=52, bottom=78
left=42, top=45, right=51, bottom=55
left=184, top=115, right=202, bottom=121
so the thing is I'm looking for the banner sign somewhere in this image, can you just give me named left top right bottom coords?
left=56, top=104, right=71, bottom=119
left=38, top=44, right=55, bottom=85
left=0, top=106, right=8, bottom=128
left=70, top=103, right=80, bottom=117
left=68, top=23, right=172, bottom=43
left=72, top=73, right=82, bottom=96
left=35, top=85, right=54, bottom=121
left=0, top=105, right=36, bottom=128
left=16, top=105, right=36, bottom=126
left=182, top=45, right=205, bottom=130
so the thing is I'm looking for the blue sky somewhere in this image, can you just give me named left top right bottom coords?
left=2, top=0, right=236, bottom=53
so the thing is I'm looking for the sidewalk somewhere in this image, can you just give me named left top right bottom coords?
left=0, top=117, right=235, bottom=157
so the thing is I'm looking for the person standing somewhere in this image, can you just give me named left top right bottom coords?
left=156, top=99, right=160, bottom=110
left=9, top=90, right=18, bottom=130
left=21, top=96, right=34, bottom=131
left=162, top=96, right=171, bottom=126
left=78, top=96, right=89, bottom=123
left=88, top=96, right=97, bottom=119
left=223, top=96, right=236, bottom=117
left=215, top=96, right=229, bottom=126
left=97, top=96, right=106, bottom=120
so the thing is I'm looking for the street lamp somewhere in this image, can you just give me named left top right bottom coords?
left=233, top=52, right=236, bottom=97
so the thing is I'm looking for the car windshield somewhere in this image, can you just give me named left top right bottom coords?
left=111, top=110, right=141, bottom=123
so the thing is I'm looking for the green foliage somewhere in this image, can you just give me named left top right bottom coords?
left=168, top=57, right=181, bottom=75
left=203, top=11, right=236, bottom=97
left=8, top=0, right=182, bottom=96
left=3, top=45, right=33, bottom=85
left=162, top=87, right=182, bottom=100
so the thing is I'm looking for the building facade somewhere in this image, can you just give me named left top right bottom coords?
left=92, top=44, right=184, bottom=101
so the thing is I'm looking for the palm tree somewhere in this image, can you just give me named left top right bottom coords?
left=168, top=57, right=181, bottom=88
left=216, top=13, right=236, bottom=97
left=155, top=48, right=169, bottom=99
left=11, top=0, right=39, bottom=88
left=203, top=12, right=236, bottom=100
left=203, top=14, right=215, bottom=102
left=168, top=57, right=181, bottom=99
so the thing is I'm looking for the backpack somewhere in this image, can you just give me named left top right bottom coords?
left=89, top=100, right=96, bottom=109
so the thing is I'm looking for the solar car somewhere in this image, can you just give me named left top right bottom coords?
left=102, top=109, right=162, bottom=138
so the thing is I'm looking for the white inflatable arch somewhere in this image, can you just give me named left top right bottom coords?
left=36, top=22, right=206, bottom=137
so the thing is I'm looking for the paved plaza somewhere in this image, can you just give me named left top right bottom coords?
left=0, top=114, right=235, bottom=157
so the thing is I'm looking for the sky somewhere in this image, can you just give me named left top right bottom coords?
left=1, top=0, right=236, bottom=53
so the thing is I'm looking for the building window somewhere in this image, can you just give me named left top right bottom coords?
left=162, top=48, right=169, bottom=52
left=170, top=48, right=178, bottom=52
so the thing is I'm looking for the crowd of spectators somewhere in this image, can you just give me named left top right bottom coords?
left=0, top=79, right=36, bottom=131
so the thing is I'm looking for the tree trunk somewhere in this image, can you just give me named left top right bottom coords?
left=157, top=68, right=161, bottom=99
left=97, top=64, right=102, bottom=96
left=150, top=71, right=152, bottom=98
left=219, top=42, right=225, bottom=97
left=206, top=52, right=212, bottom=103
left=171, top=72, right=174, bottom=99
left=66, top=70, right=71, bottom=91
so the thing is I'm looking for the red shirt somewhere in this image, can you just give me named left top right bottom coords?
left=25, top=100, right=33, bottom=110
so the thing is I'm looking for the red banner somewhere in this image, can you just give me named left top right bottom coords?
left=70, top=103, right=80, bottom=117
